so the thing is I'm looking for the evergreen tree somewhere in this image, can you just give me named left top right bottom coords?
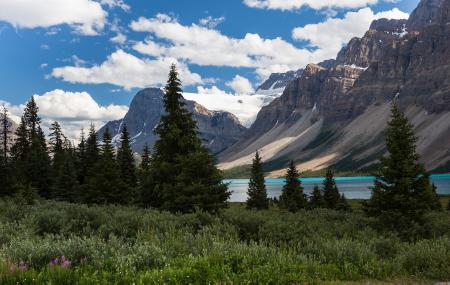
left=145, top=65, right=230, bottom=213
left=309, top=185, right=325, bottom=209
left=364, top=102, right=441, bottom=235
left=139, top=143, right=153, bottom=206
left=322, top=169, right=340, bottom=209
left=29, top=126, right=52, bottom=198
left=10, top=97, right=52, bottom=197
left=85, top=124, right=99, bottom=172
left=49, top=121, right=66, bottom=195
left=246, top=150, right=269, bottom=210
left=279, top=160, right=307, bottom=212
left=76, top=129, right=87, bottom=184
left=0, top=105, right=12, bottom=196
left=54, top=140, right=78, bottom=202
left=117, top=125, right=137, bottom=187
left=140, top=143, right=151, bottom=173
left=10, top=117, right=29, bottom=185
left=336, top=193, right=351, bottom=212
left=84, top=128, right=128, bottom=204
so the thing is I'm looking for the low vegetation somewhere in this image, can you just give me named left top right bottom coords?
left=1, top=199, right=450, bottom=284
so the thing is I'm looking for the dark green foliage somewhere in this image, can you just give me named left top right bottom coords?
left=279, top=161, right=307, bottom=212
left=364, top=103, right=441, bottom=237
left=0, top=200, right=450, bottom=283
left=144, top=65, right=229, bottom=213
left=0, top=105, right=12, bottom=196
left=117, top=125, right=137, bottom=188
left=76, top=129, right=87, bottom=184
left=336, top=193, right=351, bottom=212
left=10, top=98, right=52, bottom=198
left=54, top=143, right=79, bottom=202
left=84, top=128, right=129, bottom=205
left=309, top=185, right=325, bottom=209
left=246, top=151, right=269, bottom=210
left=85, top=124, right=99, bottom=174
left=322, top=169, right=340, bottom=209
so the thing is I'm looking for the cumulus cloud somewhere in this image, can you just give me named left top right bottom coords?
left=226, top=75, right=254, bottom=95
left=196, top=86, right=232, bottom=96
left=110, top=32, right=127, bottom=44
left=199, top=16, right=225, bottom=28
left=52, top=49, right=203, bottom=89
left=0, top=0, right=107, bottom=35
left=292, top=7, right=409, bottom=60
left=243, top=0, right=379, bottom=10
left=100, top=0, right=130, bottom=11
left=131, top=14, right=316, bottom=78
left=3, top=90, right=128, bottom=141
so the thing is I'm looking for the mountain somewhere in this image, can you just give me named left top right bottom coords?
left=99, top=88, right=247, bottom=154
left=219, top=0, right=450, bottom=175
left=255, top=69, right=304, bottom=96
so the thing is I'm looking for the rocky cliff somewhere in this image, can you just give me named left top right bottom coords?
left=219, top=0, right=450, bottom=174
left=99, top=88, right=247, bottom=154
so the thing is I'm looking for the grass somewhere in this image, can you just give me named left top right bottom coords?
left=0, top=199, right=450, bottom=284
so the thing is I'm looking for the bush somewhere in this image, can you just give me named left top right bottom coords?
left=0, top=199, right=450, bottom=283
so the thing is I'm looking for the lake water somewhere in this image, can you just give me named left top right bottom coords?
left=225, top=174, right=450, bottom=202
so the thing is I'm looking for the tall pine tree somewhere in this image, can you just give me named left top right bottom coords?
left=84, top=128, right=128, bottom=204
left=322, top=169, right=340, bottom=209
left=246, top=150, right=269, bottom=210
left=0, top=105, right=12, bottom=196
left=364, top=102, right=441, bottom=236
left=145, top=64, right=229, bottom=213
left=10, top=97, right=51, bottom=197
left=309, top=185, right=325, bottom=209
left=279, top=160, right=307, bottom=212
left=117, top=125, right=137, bottom=188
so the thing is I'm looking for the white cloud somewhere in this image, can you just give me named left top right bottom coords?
left=110, top=33, right=127, bottom=44
left=184, top=92, right=272, bottom=127
left=243, top=0, right=379, bottom=10
left=196, top=86, right=232, bottom=96
left=0, top=0, right=107, bottom=35
left=52, top=49, right=203, bottom=90
left=292, top=8, right=409, bottom=60
left=226, top=75, right=254, bottom=95
left=131, top=14, right=316, bottom=78
left=3, top=90, right=128, bottom=141
left=100, top=0, right=130, bottom=11
left=199, top=16, right=225, bottom=28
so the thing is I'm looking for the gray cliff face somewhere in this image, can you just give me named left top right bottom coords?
left=99, top=88, right=246, bottom=154
left=256, top=69, right=304, bottom=92
left=219, top=0, right=450, bottom=173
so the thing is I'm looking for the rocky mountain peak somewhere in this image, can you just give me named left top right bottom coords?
left=407, top=0, right=450, bottom=30
left=99, top=88, right=247, bottom=155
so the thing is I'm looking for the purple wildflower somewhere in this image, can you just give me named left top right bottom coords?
left=18, top=261, right=28, bottom=272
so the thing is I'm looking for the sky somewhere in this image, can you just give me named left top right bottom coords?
left=0, top=0, right=419, bottom=139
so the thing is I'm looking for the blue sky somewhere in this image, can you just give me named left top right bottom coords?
left=0, top=0, right=419, bottom=138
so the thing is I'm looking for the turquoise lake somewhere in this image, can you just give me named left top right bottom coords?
left=225, top=174, right=450, bottom=202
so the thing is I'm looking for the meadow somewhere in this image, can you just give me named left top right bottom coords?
left=0, top=198, right=450, bottom=284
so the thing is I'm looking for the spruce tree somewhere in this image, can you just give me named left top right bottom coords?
left=11, top=97, right=52, bottom=198
left=336, top=193, right=351, bottom=212
left=54, top=140, right=79, bottom=202
left=145, top=65, right=230, bottom=213
left=76, top=129, right=87, bottom=184
left=246, top=150, right=269, bottom=210
left=364, top=102, right=440, bottom=235
left=279, top=160, right=307, bottom=212
left=85, top=128, right=128, bottom=205
left=322, top=169, right=340, bottom=209
left=117, top=125, right=137, bottom=188
left=85, top=124, right=99, bottom=172
left=309, top=185, right=325, bottom=209
left=140, top=143, right=151, bottom=173
left=0, top=105, right=12, bottom=196
left=10, top=117, right=29, bottom=185
left=49, top=122, right=66, bottom=195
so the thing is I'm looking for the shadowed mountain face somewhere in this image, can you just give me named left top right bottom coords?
left=219, top=0, right=450, bottom=175
left=98, top=88, right=247, bottom=154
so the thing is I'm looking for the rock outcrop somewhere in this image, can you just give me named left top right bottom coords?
left=219, top=0, right=450, bottom=174
left=99, top=88, right=247, bottom=154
